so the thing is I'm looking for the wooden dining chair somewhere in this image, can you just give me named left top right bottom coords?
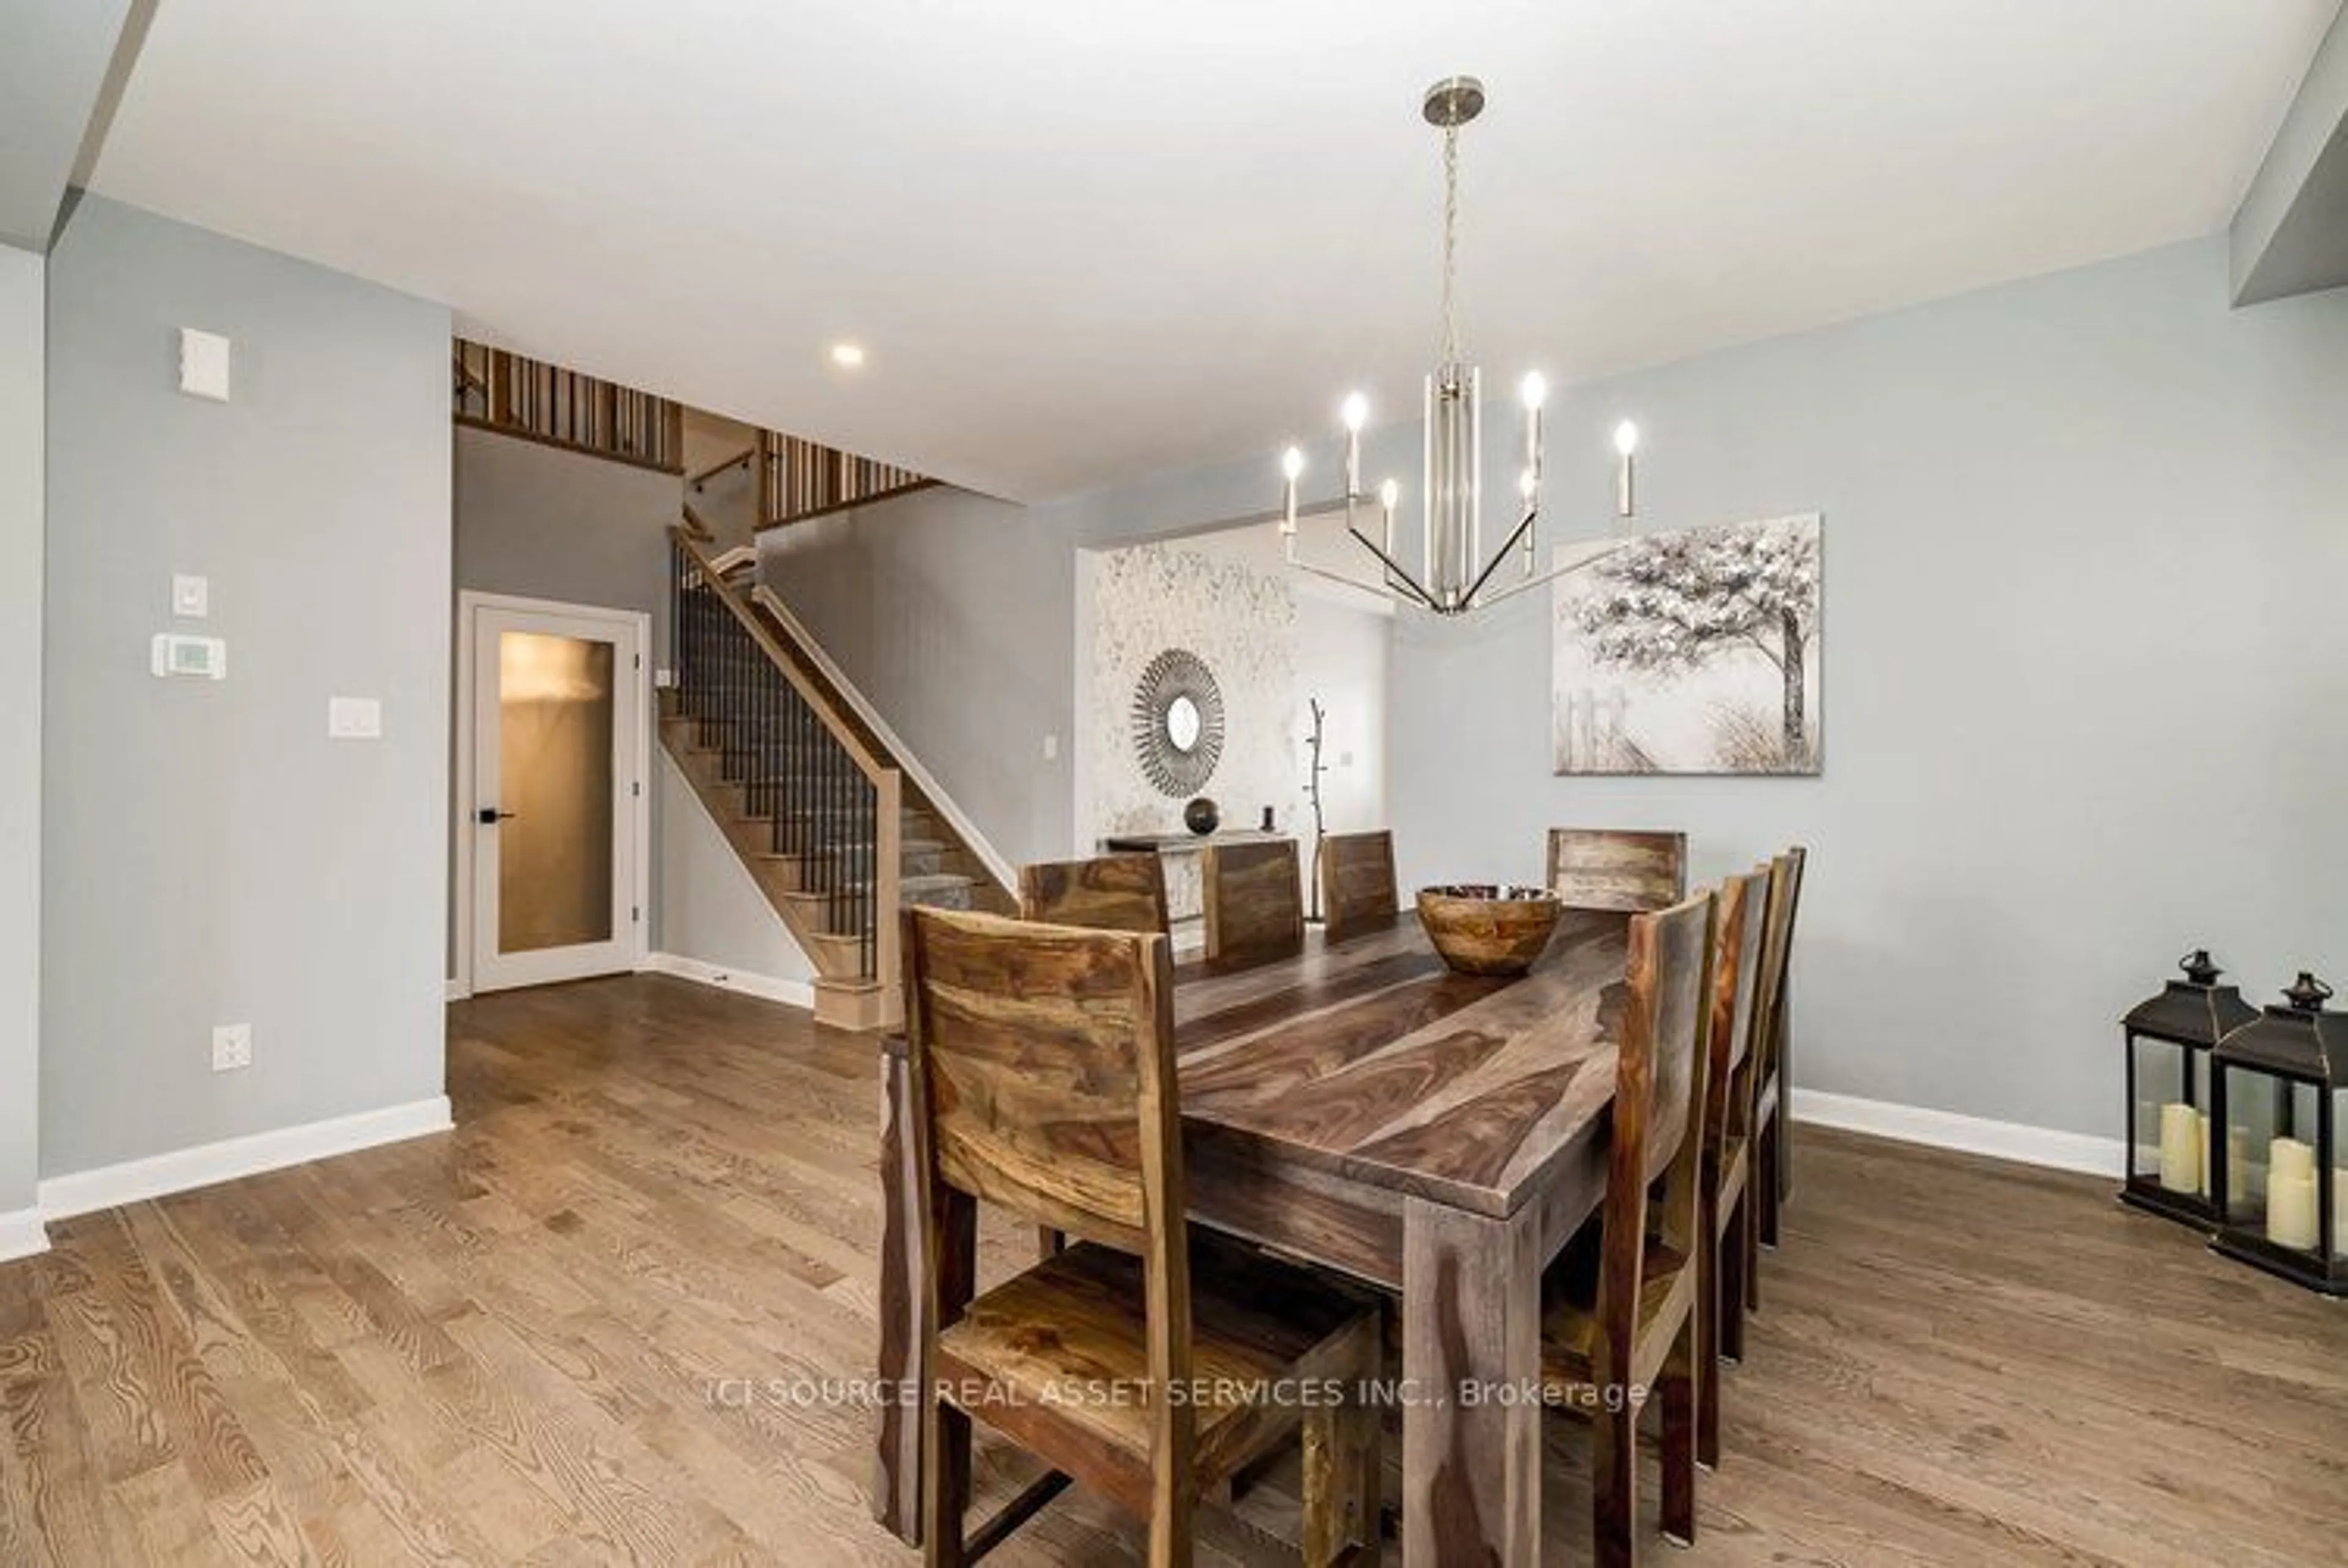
left=905, top=907, right=1384, bottom=1567
left=1017, top=852, right=1170, bottom=937
left=1318, top=830, right=1398, bottom=942
left=1748, top=846, right=1807, bottom=1264
left=1014, top=852, right=1176, bottom=1262
left=1697, top=869, right=1769, bottom=1471
left=1538, top=889, right=1715, bottom=1567
left=1545, top=828, right=1689, bottom=913
left=1202, top=839, right=1305, bottom=973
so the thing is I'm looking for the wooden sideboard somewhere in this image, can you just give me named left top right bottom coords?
left=1099, top=828, right=1288, bottom=935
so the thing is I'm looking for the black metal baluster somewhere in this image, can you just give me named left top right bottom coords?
left=859, top=775, right=868, bottom=981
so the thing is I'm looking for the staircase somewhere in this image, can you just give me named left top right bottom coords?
left=662, top=528, right=1011, bottom=1031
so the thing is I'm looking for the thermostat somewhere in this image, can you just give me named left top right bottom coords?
left=151, top=633, right=228, bottom=680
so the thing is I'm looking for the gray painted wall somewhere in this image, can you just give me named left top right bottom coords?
left=43, top=196, right=451, bottom=1176
left=0, top=245, right=43, bottom=1214
left=765, top=234, right=2348, bottom=1146
left=454, top=425, right=808, bottom=982
left=1389, top=237, right=2348, bottom=1139
left=759, top=487, right=1077, bottom=865
left=656, top=751, right=815, bottom=987
left=758, top=449, right=1325, bottom=866
left=454, top=424, right=679, bottom=657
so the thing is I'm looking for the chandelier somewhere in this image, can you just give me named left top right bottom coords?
left=1277, top=75, right=1640, bottom=616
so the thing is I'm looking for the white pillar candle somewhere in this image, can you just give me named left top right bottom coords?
left=2228, top=1125, right=2251, bottom=1207
left=2157, top=1102, right=2200, bottom=1194
left=2269, top=1170, right=2319, bottom=1250
left=2196, top=1111, right=2210, bottom=1198
left=2271, top=1137, right=2316, bottom=1183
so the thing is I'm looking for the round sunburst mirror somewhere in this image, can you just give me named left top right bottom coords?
left=1131, top=648, right=1225, bottom=797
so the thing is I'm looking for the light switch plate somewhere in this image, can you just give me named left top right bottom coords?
left=328, top=696, right=383, bottom=740
left=179, top=328, right=231, bottom=402
left=1042, top=733, right=1060, bottom=761
left=172, top=573, right=209, bottom=617
left=212, top=1023, right=251, bottom=1072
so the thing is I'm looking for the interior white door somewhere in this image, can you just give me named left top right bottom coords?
left=470, top=603, right=643, bottom=992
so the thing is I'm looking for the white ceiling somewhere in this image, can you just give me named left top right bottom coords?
left=87, top=1, right=2339, bottom=500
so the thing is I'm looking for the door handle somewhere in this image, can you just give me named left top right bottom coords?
left=477, top=807, right=516, bottom=825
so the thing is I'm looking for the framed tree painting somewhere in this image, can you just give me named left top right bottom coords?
left=1551, top=514, right=1822, bottom=775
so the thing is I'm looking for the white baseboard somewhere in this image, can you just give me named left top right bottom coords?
left=641, top=951, right=814, bottom=1010
left=445, top=978, right=471, bottom=1002
left=37, top=1095, right=455, bottom=1223
left=1791, top=1088, right=2123, bottom=1179
left=0, top=1207, right=47, bottom=1264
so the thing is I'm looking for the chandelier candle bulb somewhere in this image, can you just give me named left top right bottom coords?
left=1614, top=419, right=1641, bottom=519
left=1341, top=393, right=1367, bottom=500
left=1521, top=372, right=1545, bottom=487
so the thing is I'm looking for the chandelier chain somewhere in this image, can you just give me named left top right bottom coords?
left=1441, top=123, right=1460, bottom=365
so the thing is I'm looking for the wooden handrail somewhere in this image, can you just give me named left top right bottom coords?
left=690, top=445, right=756, bottom=492
left=751, top=581, right=1017, bottom=902
left=679, top=501, right=717, bottom=542
left=670, top=526, right=896, bottom=786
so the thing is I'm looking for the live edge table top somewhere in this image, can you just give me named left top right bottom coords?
left=1168, top=908, right=1629, bottom=1221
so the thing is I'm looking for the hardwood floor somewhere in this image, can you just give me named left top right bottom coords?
left=0, top=973, right=2341, bottom=1565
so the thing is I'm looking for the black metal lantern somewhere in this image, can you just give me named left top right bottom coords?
left=2209, top=972, right=2348, bottom=1295
left=2121, top=949, right=2256, bottom=1229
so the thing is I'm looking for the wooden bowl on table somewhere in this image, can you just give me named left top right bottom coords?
left=1414, top=885, right=1563, bottom=977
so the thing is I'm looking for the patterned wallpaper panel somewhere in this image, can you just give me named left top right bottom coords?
left=1085, top=542, right=1300, bottom=844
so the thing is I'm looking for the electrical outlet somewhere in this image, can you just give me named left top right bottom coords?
left=212, top=1023, right=252, bottom=1072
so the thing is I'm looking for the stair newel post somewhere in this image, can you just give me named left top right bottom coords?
left=857, top=773, right=873, bottom=981
left=876, top=768, right=902, bottom=1017
left=755, top=429, right=773, bottom=529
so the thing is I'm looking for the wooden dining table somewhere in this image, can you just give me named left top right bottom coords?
left=872, top=906, right=1633, bottom=1567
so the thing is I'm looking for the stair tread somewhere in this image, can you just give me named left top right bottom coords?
left=789, top=871, right=971, bottom=897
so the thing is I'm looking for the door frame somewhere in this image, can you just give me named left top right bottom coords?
left=451, top=590, right=652, bottom=999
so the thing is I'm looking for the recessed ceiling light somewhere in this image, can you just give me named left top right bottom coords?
left=830, top=342, right=866, bottom=369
